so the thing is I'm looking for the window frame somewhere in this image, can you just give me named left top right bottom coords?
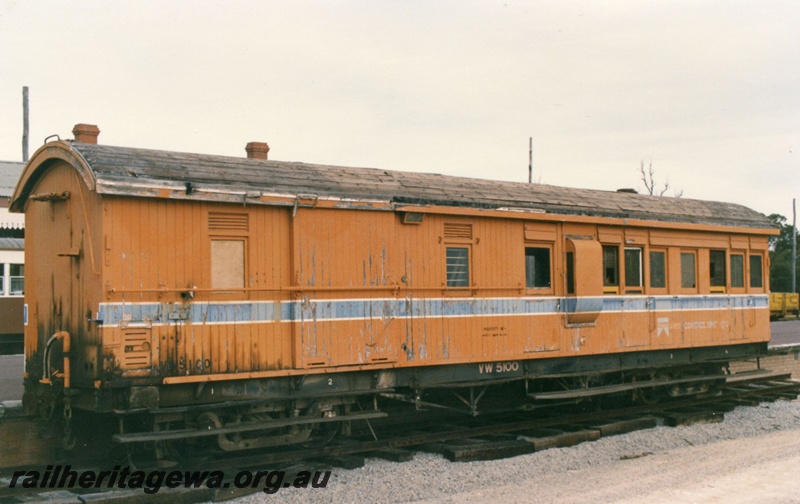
left=748, top=252, right=764, bottom=291
left=623, top=247, right=643, bottom=294
left=9, top=263, right=24, bottom=296
left=602, top=245, right=620, bottom=294
left=729, top=251, right=746, bottom=292
left=680, top=250, right=698, bottom=293
left=708, top=249, right=727, bottom=294
left=648, top=249, right=668, bottom=293
left=445, top=245, right=471, bottom=290
left=524, top=244, right=554, bottom=294
left=207, top=211, right=250, bottom=300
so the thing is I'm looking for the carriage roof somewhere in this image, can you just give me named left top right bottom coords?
left=11, top=141, right=774, bottom=230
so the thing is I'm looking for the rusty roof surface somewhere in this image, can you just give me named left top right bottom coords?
left=21, top=142, right=775, bottom=229
left=0, top=161, right=24, bottom=198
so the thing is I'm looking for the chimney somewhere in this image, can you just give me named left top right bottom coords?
left=245, top=141, right=270, bottom=160
left=73, top=123, right=100, bottom=144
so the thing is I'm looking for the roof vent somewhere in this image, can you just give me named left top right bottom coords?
left=245, top=142, right=270, bottom=160
left=72, top=124, right=100, bottom=144
left=616, top=188, right=638, bottom=194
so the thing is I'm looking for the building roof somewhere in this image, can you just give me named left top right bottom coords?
left=0, top=237, right=23, bottom=250
left=0, top=160, right=24, bottom=199
left=11, top=141, right=775, bottom=231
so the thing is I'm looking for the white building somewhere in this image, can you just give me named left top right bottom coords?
left=0, top=160, right=24, bottom=353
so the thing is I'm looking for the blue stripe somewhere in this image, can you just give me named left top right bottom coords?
left=98, top=301, right=276, bottom=326
left=96, top=294, right=770, bottom=327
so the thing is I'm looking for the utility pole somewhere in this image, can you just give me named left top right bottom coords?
left=793, top=198, right=797, bottom=293
left=528, top=137, right=533, bottom=184
left=22, top=86, right=29, bottom=162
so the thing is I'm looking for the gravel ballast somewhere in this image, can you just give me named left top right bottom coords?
left=231, top=398, right=800, bottom=503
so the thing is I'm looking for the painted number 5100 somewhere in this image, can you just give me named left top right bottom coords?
left=478, top=361, right=520, bottom=374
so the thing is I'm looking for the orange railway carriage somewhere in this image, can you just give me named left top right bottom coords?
left=11, top=124, right=776, bottom=450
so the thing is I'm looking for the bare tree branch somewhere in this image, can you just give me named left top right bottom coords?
left=639, top=161, right=655, bottom=195
left=639, top=160, right=682, bottom=198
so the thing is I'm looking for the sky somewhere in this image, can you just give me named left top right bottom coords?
left=0, top=1, right=798, bottom=219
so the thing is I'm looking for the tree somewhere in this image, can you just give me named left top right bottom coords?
left=768, top=213, right=799, bottom=293
left=639, top=161, right=683, bottom=197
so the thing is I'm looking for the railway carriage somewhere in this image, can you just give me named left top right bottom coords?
left=12, top=124, right=776, bottom=453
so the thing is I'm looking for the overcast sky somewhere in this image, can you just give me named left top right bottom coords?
left=1, top=1, right=797, bottom=219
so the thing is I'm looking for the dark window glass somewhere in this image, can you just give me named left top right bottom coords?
left=681, top=252, right=696, bottom=288
left=566, top=252, right=575, bottom=295
left=525, top=248, right=551, bottom=289
left=649, top=251, right=666, bottom=288
left=624, top=248, right=642, bottom=288
left=446, top=247, right=470, bottom=287
left=750, top=255, right=763, bottom=288
left=603, top=246, right=619, bottom=287
left=731, top=254, right=744, bottom=288
left=709, top=250, right=726, bottom=288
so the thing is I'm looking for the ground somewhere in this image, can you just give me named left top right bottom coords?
left=231, top=399, right=800, bottom=504
left=3, top=323, right=800, bottom=503
left=418, top=428, right=800, bottom=504
left=0, top=354, right=22, bottom=402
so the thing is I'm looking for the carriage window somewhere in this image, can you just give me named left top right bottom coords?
left=730, top=254, right=745, bottom=288
left=525, top=247, right=551, bottom=289
left=624, top=248, right=642, bottom=290
left=446, top=247, right=470, bottom=288
left=709, top=250, right=726, bottom=292
left=9, top=264, right=24, bottom=295
left=681, top=252, right=696, bottom=289
left=649, top=251, right=666, bottom=289
left=749, top=254, right=763, bottom=288
left=602, top=246, right=619, bottom=287
left=211, top=239, right=245, bottom=290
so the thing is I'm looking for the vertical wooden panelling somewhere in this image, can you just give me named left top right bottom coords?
left=87, top=192, right=771, bottom=380
left=134, top=199, right=145, bottom=301
left=164, top=201, right=175, bottom=291
left=100, top=199, right=298, bottom=375
left=189, top=203, right=203, bottom=374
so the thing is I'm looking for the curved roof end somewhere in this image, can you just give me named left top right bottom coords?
left=9, top=141, right=96, bottom=213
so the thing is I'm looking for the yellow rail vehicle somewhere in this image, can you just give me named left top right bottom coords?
left=12, top=124, right=776, bottom=452
left=769, top=292, right=800, bottom=319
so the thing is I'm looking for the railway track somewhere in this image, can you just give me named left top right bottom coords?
left=1, top=372, right=798, bottom=503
